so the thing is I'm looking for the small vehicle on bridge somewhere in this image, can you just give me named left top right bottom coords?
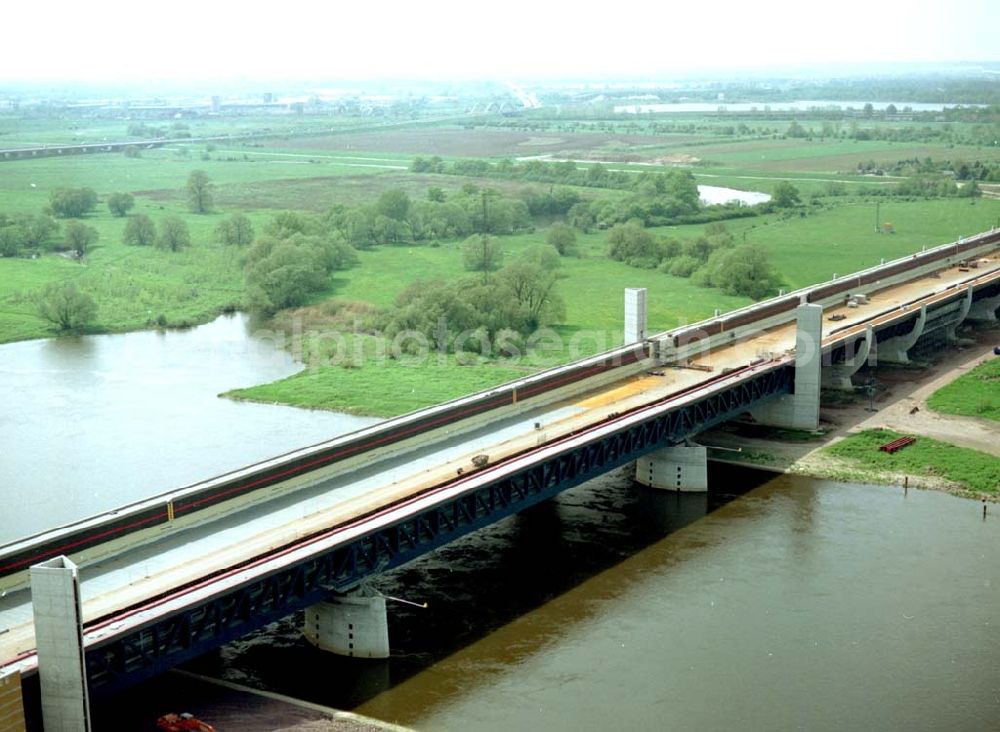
left=156, top=712, right=216, bottom=732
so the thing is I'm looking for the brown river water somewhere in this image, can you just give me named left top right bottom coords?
left=154, top=464, right=999, bottom=732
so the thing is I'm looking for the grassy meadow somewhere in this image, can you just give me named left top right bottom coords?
left=927, top=357, right=1000, bottom=422
left=3, top=107, right=999, bottom=416
left=824, top=428, right=999, bottom=494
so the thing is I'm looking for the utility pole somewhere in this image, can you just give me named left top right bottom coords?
left=479, top=188, right=499, bottom=234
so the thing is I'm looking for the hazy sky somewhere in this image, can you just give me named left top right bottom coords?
left=2, top=0, right=997, bottom=83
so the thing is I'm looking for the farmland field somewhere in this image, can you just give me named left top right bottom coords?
left=2, top=100, right=999, bottom=414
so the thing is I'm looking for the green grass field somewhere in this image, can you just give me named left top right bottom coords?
left=824, top=428, right=1000, bottom=494
left=225, top=336, right=531, bottom=417
left=4, top=112, right=1000, bottom=421
left=927, top=357, right=1000, bottom=422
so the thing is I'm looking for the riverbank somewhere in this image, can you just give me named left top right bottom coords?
left=700, top=327, right=1000, bottom=499
left=89, top=668, right=415, bottom=732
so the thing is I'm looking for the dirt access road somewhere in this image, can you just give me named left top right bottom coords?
left=701, top=326, right=1000, bottom=488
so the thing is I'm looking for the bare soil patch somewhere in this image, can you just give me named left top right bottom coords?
left=278, top=128, right=679, bottom=159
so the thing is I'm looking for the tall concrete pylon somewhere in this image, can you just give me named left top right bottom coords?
left=624, top=288, right=648, bottom=344
left=30, top=556, right=91, bottom=732
left=750, top=303, right=823, bottom=431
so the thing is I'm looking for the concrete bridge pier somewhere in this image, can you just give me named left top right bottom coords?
left=822, top=326, right=873, bottom=392
left=944, top=286, right=974, bottom=342
left=635, top=444, right=708, bottom=492
left=875, top=305, right=926, bottom=364
left=967, top=292, right=1000, bottom=322
left=749, top=304, right=823, bottom=430
left=303, top=588, right=389, bottom=659
left=30, top=556, right=91, bottom=732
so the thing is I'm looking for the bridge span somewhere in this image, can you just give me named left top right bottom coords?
left=1, top=229, right=999, bottom=728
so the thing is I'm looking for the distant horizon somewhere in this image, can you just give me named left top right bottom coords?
left=2, top=0, right=996, bottom=87
left=0, top=60, right=998, bottom=97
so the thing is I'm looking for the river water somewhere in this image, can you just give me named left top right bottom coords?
left=0, top=314, right=376, bottom=544
left=615, top=100, right=984, bottom=114
left=165, top=464, right=1000, bottom=732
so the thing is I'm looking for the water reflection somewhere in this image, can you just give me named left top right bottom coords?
left=0, top=314, right=376, bottom=543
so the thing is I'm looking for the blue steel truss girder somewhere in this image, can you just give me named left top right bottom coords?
left=84, top=363, right=793, bottom=696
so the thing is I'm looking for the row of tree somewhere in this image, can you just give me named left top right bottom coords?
left=43, top=171, right=212, bottom=223
left=413, top=157, right=776, bottom=231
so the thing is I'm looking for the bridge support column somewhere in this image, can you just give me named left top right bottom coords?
left=968, top=292, right=1000, bottom=322
left=749, top=304, right=822, bottom=430
left=822, top=326, right=873, bottom=391
left=635, top=444, right=708, bottom=492
left=624, top=287, right=647, bottom=344
left=304, top=589, right=389, bottom=659
left=875, top=305, right=926, bottom=364
left=944, top=286, right=974, bottom=341
left=30, top=556, right=91, bottom=732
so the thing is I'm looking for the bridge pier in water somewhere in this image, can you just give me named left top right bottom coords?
left=303, top=589, right=390, bottom=659
left=635, top=444, right=708, bottom=492
left=750, top=304, right=823, bottom=431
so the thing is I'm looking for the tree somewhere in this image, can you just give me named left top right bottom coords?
left=427, top=187, right=446, bottom=203
left=245, top=236, right=329, bottom=314
left=375, top=188, right=411, bottom=221
left=546, top=222, right=578, bottom=256
left=36, top=283, right=97, bottom=331
left=18, top=214, right=58, bottom=249
left=607, top=223, right=660, bottom=267
left=123, top=214, right=157, bottom=246
left=215, top=213, right=255, bottom=246
left=697, top=244, right=782, bottom=300
left=186, top=170, right=213, bottom=213
left=63, top=220, right=99, bottom=254
left=785, top=120, right=808, bottom=138
left=157, top=217, right=191, bottom=251
left=0, top=224, right=26, bottom=257
left=771, top=181, right=801, bottom=208
left=958, top=180, right=983, bottom=198
left=461, top=234, right=503, bottom=280
left=500, top=261, right=564, bottom=329
left=49, top=187, right=98, bottom=218
left=107, top=192, right=135, bottom=217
